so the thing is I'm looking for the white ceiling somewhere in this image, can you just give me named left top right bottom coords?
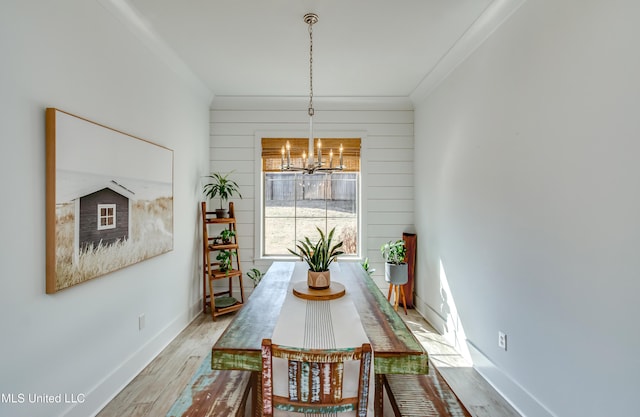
left=109, top=0, right=523, bottom=99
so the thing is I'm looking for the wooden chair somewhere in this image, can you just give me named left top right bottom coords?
left=261, top=338, right=372, bottom=417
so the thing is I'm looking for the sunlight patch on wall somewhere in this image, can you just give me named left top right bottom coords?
left=438, top=258, right=472, bottom=363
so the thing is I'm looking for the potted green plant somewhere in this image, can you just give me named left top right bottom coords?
left=220, top=229, right=235, bottom=244
left=203, top=171, right=242, bottom=218
left=380, top=240, right=408, bottom=285
left=216, top=250, right=235, bottom=273
left=288, top=227, right=344, bottom=289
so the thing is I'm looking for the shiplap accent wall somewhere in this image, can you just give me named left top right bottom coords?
left=209, top=96, right=414, bottom=289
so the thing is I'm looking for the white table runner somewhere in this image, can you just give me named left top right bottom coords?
left=271, top=262, right=373, bottom=413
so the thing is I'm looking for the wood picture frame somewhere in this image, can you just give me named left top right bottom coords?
left=46, top=108, right=174, bottom=293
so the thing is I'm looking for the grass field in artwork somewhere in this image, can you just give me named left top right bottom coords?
left=54, top=197, right=172, bottom=291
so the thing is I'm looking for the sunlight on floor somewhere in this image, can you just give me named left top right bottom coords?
left=402, top=310, right=472, bottom=368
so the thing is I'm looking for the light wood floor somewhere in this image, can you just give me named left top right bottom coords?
left=402, top=310, right=521, bottom=417
left=98, top=308, right=521, bottom=417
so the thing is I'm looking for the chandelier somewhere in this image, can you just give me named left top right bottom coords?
left=281, top=13, right=343, bottom=174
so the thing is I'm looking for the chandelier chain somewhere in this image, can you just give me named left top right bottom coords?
left=308, top=19, right=314, bottom=117
left=280, top=13, right=343, bottom=174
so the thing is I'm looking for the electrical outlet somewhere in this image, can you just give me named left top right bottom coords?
left=498, top=331, right=507, bottom=350
left=139, top=314, right=146, bottom=330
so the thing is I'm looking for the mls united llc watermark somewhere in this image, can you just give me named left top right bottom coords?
left=1, top=392, right=86, bottom=404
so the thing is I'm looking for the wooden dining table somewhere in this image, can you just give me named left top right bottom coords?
left=211, top=261, right=429, bottom=417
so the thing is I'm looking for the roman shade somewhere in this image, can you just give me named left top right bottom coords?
left=261, top=138, right=361, bottom=172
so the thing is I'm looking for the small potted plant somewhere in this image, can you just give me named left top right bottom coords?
left=216, top=250, right=235, bottom=274
left=380, top=240, right=408, bottom=285
left=220, top=229, right=235, bottom=244
left=203, top=171, right=242, bottom=218
left=288, top=227, right=344, bottom=289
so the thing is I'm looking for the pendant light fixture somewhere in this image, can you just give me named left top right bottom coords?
left=281, top=13, right=343, bottom=174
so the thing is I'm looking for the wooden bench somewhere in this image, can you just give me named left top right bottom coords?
left=166, top=369, right=253, bottom=417
left=383, top=367, right=472, bottom=417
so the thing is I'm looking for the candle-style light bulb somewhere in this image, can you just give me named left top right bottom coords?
left=286, top=141, right=291, bottom=167
left=317, top=140, right=322, bottom=165
left=329, top=149, right=333, bottom=168
left=339, top=144, right=343, bottom=168
left=281, top=146, right=285, bottom=168
left=302, top=151, right=306, bottom=163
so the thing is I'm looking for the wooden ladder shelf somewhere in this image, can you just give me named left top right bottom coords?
left=201, top=201, right=245, bottom=320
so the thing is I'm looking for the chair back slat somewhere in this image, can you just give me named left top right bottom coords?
left=358, top=347, right=373, bottom=417
left=331, top=362, right=344, bottom=403
left=288, top=360, right=299, bottom=401
left=261, top=338, right=372, bottom=416
left=309, top=362, right=320, bottom=402
left=299, top=361, right=309, bottom=402
left=261, top=340, right=274, bottom=416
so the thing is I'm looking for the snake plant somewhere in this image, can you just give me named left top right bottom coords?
left=288, top=227, right=344, bottom=272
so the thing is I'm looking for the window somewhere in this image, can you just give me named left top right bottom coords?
left=97, top=204, right=116, bottom=230
left=261, top=138, right=361, bottom=257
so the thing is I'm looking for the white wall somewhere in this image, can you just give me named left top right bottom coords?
left=413, top=0, right=640, bottom=416
left=0, top=2, right=211, bottom=417
left=209, top=97, right=414, bottom=290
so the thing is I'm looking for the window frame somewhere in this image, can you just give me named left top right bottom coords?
left=97, top=203, right=116, bottom=230
left=254, top=131, right=367, bottom=262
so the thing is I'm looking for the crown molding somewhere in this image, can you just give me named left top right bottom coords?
left=98, top=0, right=213, bottom=101
left=210, top=96, right=414, bottom=111
left=410, top=0, right=527, bottom=105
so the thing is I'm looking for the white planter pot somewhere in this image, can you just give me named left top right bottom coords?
left=308, top=270, right=331, bottom=289
left=385, top=262, right=408, bottom=285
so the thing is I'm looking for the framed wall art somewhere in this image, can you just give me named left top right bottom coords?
left=46, top=108, right=174, bottom=293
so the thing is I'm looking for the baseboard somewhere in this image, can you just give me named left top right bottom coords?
left=413, top=293, right=447, bottom=334
left=466, top=342, right=557, bottom=417
left=61, top=301, right=202, bottom=417
left=413, top=294, right=555, bottom=417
